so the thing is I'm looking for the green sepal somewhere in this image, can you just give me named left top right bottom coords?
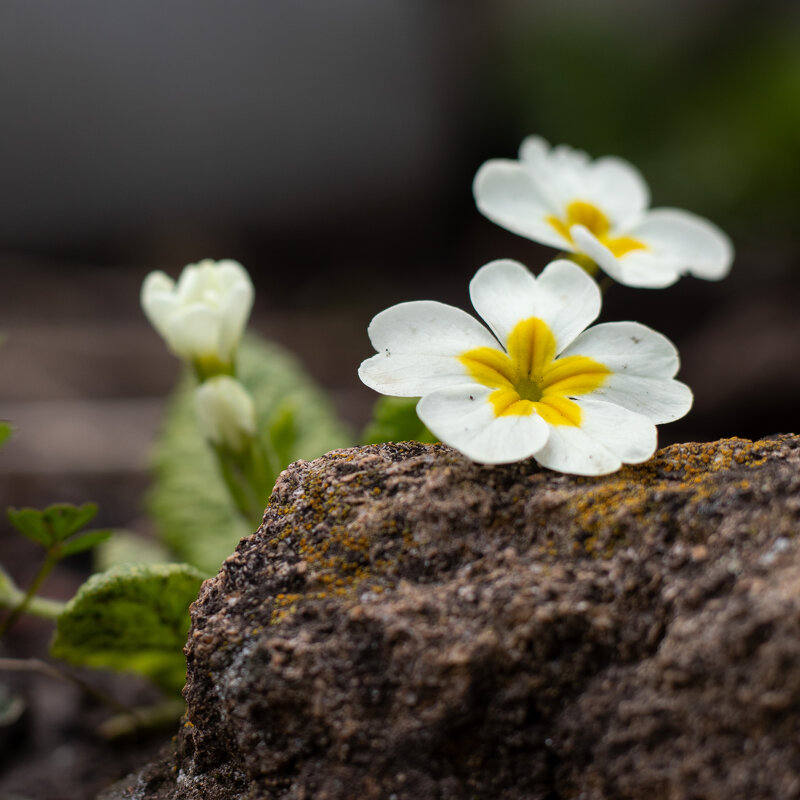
left=148, top=334, right=352, bottom=574
left=50, top=562, right=204, bottom=695
left=361, top=396, right=437, bottom=445
left=58, top=529, right=113, bottom=559
left=7, top=503, right=98, bottom=547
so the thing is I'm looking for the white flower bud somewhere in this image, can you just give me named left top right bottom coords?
left=194, top=376, right=257, bottom=453
left=141, top=259, right=254, bottom=372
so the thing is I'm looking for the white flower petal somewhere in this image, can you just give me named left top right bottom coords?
left=218, top=279, right=255, bottom=362
left=468, top=259, right=538, bottom=345
left=367, top=300, right=498, bottom=354
left=140, top=272, right=178, bottom=337
left=472, top=160, right=570, bottom=249
left=583, top=156, right=650, bottom=228
left=518, top=134, right=550, bottom=167
left=418, top=386, right=550, bottom=464
left=165, top=305, right=221, bottom=360
left=627, top=208, right=734, bottom=281
left=359, top=301, right=498, bottom=397
left=569, top=225, right=681, bottom=288
left=359, top=353, right=475, bottom=397
left=215, top=259, right=251, bottom=282
left=532, top=398, right=656, bottom=476
left=175, top=263, right=205, bottom=303
left=589, top=374, right=693, bottom=424
left=468, top=259, right=600, bottom=353
left=560, top=321, right=682, bottom=378
left=531, top=259, right=602, bottom=351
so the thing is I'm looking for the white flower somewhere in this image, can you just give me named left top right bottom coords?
left=141, top=259, right=254, bottom=374
left=194, top=375, right=257, bottom=453
left=359, top=259, right=692, bottom=475
left=473, top=136, right=733, bottom=289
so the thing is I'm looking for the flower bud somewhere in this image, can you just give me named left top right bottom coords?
left=141, top=259, right=254, bottom=376
left=194, top=376, right=257, bottom=453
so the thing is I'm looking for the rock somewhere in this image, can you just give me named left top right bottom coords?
left=104, top=435, right=800, bottom=800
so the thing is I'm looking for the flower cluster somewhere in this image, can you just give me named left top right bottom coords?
left=141, top=259, right=270, bottom=524
left=360, top=136, right=734, bottom=475
left=141, top=258, right=256, bottom=455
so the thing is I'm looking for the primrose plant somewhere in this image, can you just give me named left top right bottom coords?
left=0, top=255, right=349, bottom=731
left=360, top=135, right=734, bottom=473
left=0, top=133, right=735, bottom=736
left=142, top=260, right=278, bottom=528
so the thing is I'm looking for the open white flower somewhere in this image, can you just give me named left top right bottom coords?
left=473, top=136, right=733, bottom=289
left=141, top=259, right=254, bottom=376
left=359, top=259, right=692, bottom=475
left=194, top=375, right=257, bottom=453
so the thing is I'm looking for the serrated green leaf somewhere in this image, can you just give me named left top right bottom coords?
left=59, top=529, right=112, bottom=558
left=0, top=422, right=12, bottom=449
left=50, top=563, right=204, bottom=694
left=8, top=503, right=100, bottom=547
left=42, top=502, right=98, bottom=541
left=7, top=508, right=54, bottom=546
left=147, top=334, right=353, bottom=574
left=361, top=396, right=437, bottom=446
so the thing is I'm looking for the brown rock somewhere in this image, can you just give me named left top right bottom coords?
left=104, top=435, right=800, bottom=800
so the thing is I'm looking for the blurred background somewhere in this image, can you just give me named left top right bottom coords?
left=0, top=2, right=799, bottom=791
left=1, top=0, right=799, bottom=545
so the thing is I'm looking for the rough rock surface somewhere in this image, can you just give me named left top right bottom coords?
left=105, top=435, right=800, bottom=800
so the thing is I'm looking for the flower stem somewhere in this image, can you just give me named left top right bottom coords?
left=598, top=275, right=616, bottom=295
left=99, top=698, right=186, bottom=739
left=0, top=593, right=66, bottom=621
left=214, top=440, right=275, bottom=529
left=0, top=553, right=59, bottom=640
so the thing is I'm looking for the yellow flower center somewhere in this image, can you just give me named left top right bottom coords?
left=547, top=200, right=646, bottom=258
left=459, top=317, right=610, bottom=426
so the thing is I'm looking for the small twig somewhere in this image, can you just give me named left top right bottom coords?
left=0, top=656, right=134, bottom=717
left=0, top=656, right=187, bottom=739
left=100, top=699, right=186, bottom=739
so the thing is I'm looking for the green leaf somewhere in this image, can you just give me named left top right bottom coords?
left=147, top=334, right=353, bottom=574
left=50, top=562, right=204, bottom=695
left=0, top=422, right=12, bottom=449
left=59, top=529, right=112, bottom=559
left=361, top=396, right=437, bottom=446
left=8, top=503, right=99, bottom=547
left=42, top=502, right=98, bottom=541
left=266, top=403, right=298, bottom=469
left=93, top=530, right=173, bottom=573
left=7, top=508, right=55, bottom=546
